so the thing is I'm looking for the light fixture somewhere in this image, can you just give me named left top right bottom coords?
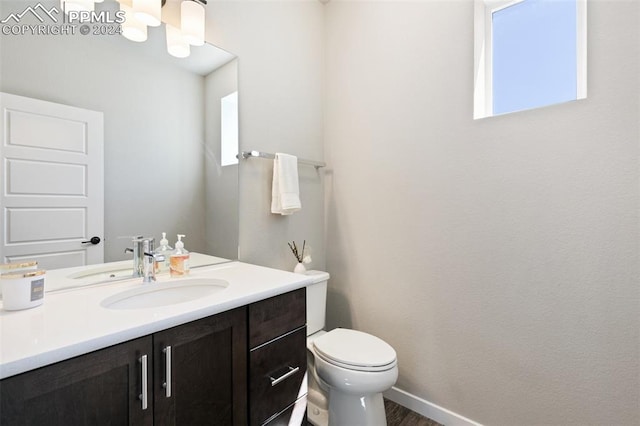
left=166, top=25, right=190, bottom=58
left=119, top=0, right=207, bottom=59
left=120, top=3, right=147, bottom=43
left=181, top=0, right=205, bottom=46
left=133, top=0, right=162, bottom=27
left=60, top=0, right=95, bottom=12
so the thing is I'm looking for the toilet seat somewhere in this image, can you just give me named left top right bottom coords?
left=312, top=328, right=397, bottom=372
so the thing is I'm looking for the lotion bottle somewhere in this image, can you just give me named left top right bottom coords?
left=155, top=232, right=173, bottom=274
left=169, top=234, right=190, bottom=277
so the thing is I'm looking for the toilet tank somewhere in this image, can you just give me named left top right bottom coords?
left=305, top=270, right=330, bottom=336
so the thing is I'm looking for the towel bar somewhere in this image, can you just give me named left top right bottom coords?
left=239, top=150, right=326, bottom=169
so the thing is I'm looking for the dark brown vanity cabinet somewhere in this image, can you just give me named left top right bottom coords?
left=0, top=307, right=247, bottom=426
left=0, top=336, right=154, bottom=426
left=248, top=288, right=307, bottom=426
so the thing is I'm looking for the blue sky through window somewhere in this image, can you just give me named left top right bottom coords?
left=492, top=0, right=577, bottom=115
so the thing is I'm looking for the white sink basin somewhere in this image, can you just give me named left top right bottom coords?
left=100, top=278, right=229, bottom=310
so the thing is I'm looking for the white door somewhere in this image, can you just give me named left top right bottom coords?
left=0, top=92, right=104, bottom=270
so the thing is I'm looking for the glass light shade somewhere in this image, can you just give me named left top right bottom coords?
left=180, top=0, right=205, bottom=46
left=60, top=0, right=95, bottom=12
left=166, top=25, right=190, bottom=58
left=121, top=4, right=147, bottom=42
left=133, top=0, right=162, bottom=27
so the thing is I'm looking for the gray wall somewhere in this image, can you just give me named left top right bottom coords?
left=324, top=1, right=639, bottom=425
left=207, top=1, right=326, bottom=272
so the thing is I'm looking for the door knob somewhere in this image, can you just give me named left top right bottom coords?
left=81, top=236, right=101, bottom=245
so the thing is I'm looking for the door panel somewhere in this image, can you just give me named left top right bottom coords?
left=7, top=208, right=86, bottom=242
left=6, top=251, right=86, bottom=267
left=7, top=159, right=87, bottom=195
left=6, top=108, right=88, bottom=153
left=0, top=92, right=104, bottom=269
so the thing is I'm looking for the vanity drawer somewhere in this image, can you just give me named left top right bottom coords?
left=263, top=395, right=307, bottom=426
left=248, top=288, right=306, bottom=348
left=249, top=326, right=307, bottom=426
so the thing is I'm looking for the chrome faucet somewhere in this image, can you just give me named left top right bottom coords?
left=124, top=236, right=145, bottom=277
left=141, top=238, right=162, bottom=283
left=125, top=236, right=164, bottom=282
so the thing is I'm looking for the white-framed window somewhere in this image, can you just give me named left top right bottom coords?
left=474, top=0, right=587, bottom=119
left=221, top=91, right=238, bottom=167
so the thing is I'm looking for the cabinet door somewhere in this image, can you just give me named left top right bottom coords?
left=0, top=336, right=153, bottom=426
left=153, top=307, right=247, bottom=426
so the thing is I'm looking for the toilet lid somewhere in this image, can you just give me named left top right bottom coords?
left=312, top=328, right=397, bottom=372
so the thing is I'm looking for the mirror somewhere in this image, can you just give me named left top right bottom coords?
left=0, top=0, right=239, bottom=271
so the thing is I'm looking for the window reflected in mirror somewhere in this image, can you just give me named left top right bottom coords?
left=221, top=91, right=239, bottom=167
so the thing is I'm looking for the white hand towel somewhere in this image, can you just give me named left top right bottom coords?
left=271, top=153, right=302, bottom=215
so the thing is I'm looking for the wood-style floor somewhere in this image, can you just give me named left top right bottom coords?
left=306, top=399, right=443, bottom=426
left=384, top=399, right=443, bottom=426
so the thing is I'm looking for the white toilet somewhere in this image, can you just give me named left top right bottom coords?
left=306, top=271, right=398, bottom=426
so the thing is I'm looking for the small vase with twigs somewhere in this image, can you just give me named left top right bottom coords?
left=288, top=240, right=312, bottom=273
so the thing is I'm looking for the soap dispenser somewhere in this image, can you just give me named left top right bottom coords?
left=155, top=232, right=173, bottom=274
left=170, top=234, right=190, bottom=277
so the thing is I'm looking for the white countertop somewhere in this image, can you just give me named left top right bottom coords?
left=0, top=261, right=313, bottom=380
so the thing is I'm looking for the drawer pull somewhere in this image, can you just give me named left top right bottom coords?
left=269, top=366, right=300, bottom=387
left=163, top=346, right=172, bottom=398
left=139, top=354, right=148, bottom=410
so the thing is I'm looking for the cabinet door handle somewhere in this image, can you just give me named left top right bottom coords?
left=139, top=354, right=148, bottom=410
left=163, top=346, right=172, bottom=397
left=269, top=366, right=300, bottom=387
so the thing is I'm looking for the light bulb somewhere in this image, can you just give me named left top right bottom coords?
left=121, top=3, right=147, bottom=42
left=166, top=25, right=190, bottom=58
left=181, top=0, right=205, bottom=46
left=133, top=0, right=161, bottom=27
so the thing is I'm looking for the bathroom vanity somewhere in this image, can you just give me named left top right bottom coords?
left=0, top=262, right=311, bottom=426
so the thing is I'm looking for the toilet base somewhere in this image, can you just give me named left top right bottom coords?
left=307, top=359, right=330, bottom=426
left=307, top=396, right=329, bottom=426
left=328, top=389, right=387, bottom=426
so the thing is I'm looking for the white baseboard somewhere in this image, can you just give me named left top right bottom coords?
left=384, top=386, right=483, bottom=426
